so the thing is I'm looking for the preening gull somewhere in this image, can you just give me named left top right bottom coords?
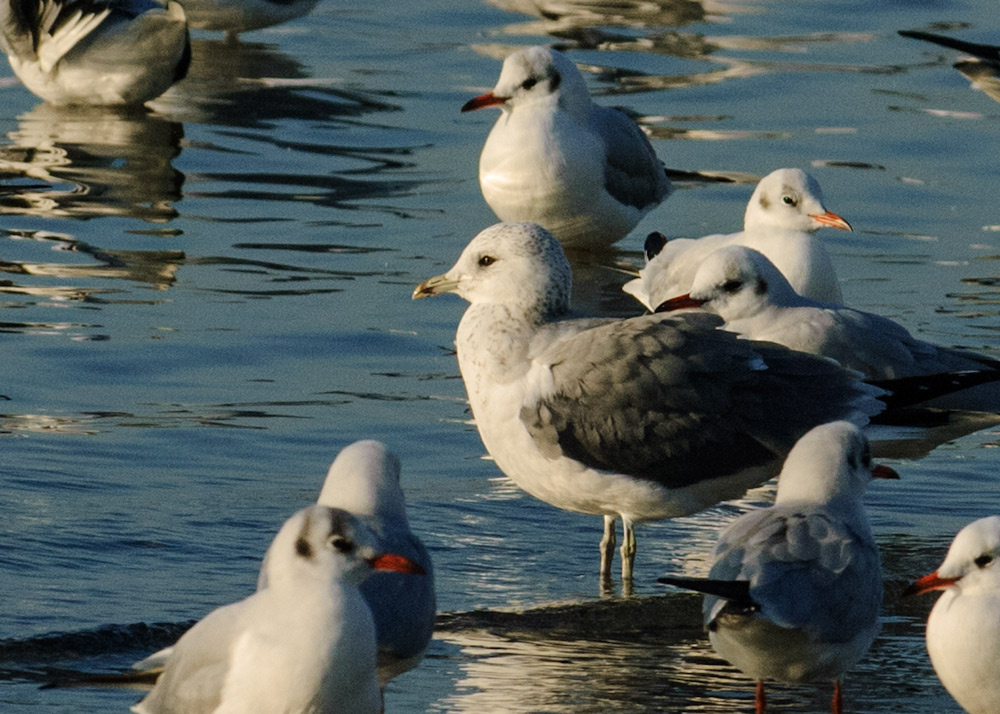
left=462, top=45, right=671, bottom=251
left=660, top=421, right=895, bottom=714
left=623, top=168, right=850, bottom=310
left=257, top=440, right=436, bottom=686
left=0, top=0, right=190, bottom=106
left=413, top=222, right=884, bottom=581
left=656, top=245, right=1000, bottom=410
left=905, top=516, right=1000, bottom=714
left=132, top=505, right=426, bottom=714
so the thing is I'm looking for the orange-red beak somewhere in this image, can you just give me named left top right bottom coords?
left=654, top=293, right=707, bottom=313
left=461, top=91, right=507, bottom=112
left=370, top=553, right=427, bottom=575
left=902, top=570, right=958, bottom=597
left=809, top=210, right=852, bottom=231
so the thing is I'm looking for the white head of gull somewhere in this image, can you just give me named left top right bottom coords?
left=905, top=515, right=1000, bottom=714
left=655, top=245, right=1000, bottom=408
left=462, top=45, right=671, bottom=251
left=660, top=421, right=896, bottom=714
left=132, top=505, right=425, bottom=714
left=414, top=222, right=884, bottom=582
left=623, top=168, right=851, bottom=310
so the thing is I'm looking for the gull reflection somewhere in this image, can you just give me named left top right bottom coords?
left=0, top=103, right=184, bottom=222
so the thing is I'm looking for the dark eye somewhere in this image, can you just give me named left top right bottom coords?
left=521, top=77, right=538, bottom=90
left=721, top=279, right=743, bottom=293
left=478, top=255, right=496, bottom=267
left=781, top=194, right=797, bottom=207
left=975, top=553, right=994, bottom=569
left=330, top=536, right=355, bottom=555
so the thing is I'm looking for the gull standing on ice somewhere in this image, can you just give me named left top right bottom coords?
left=904, top=516, right=1000, bottom=714
left=655, top=245, right=1000, bottom=410
left=461, top=45, right=671, bottom=251
left=0, top=0, right=190, bottom=106
left=660, top=421, right=896, bottom=714
left=413, top=222, right=885, bottom=582
left=623, top=168, right=851, bottom=310
left=132, top=505, right=425, bottom=714
left=257, top=440, right=436, bottom=686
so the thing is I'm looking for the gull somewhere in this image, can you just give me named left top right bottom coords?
left=904, top=515, right=1000, bottom=714
left=0, top=0, right=190, bottom=106
left=413, top=221, right=885, bottom=582
left=461, top=45, right=671, bottom=251
left=623, top=168, right=851, bottom=310
left=131, top=504, right=425, bottom=714
left=257, top=440, right=436, bottom=685
left=656, top=245, right=1000, bottom=410
left=659, top=421, right=896, bottom=714
left=899, top=29, right=1000, bottom=105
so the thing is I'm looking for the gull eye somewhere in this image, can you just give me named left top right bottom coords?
left=781, top=194, right=797, bottom=207
left=330, top=536, right=355, bottom=555
left=975, top=553, right=994, bottom=569
left=521, top=77, right=538, bottom=90
left=478, top=255, right=496, bottom=268
left=721, top=279, right=743, bottom=294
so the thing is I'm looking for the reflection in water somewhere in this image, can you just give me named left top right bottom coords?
left=0, top=230, right=183, bottom=291
left=0, top=104, right=184, bottom=222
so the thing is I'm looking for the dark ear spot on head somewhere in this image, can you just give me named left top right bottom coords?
left=296, top=536, right=314, bottom=560
left=759, top=194, right=770, bottom=210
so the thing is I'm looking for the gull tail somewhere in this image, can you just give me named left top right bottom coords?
left=899, top=30, right=1000, bottom=63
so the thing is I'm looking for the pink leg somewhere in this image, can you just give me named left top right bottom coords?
left=831, top=679, right=842, bottom=714
left=755, top=680, right=766, bottom=714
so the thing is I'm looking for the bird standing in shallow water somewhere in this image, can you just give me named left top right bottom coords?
left=660, top=421, right=896, bottom=714
left=414, top=222, right=885, bottom=584
left=131, top=505, right=425, bottom=714
left=462, top=45, right=671, bottom=251
left=0, top=0, right=190, bottom=106
left=904, top=515, right=1000, bottom=714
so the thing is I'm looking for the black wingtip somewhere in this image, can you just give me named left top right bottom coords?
left=658, top=575, right=755, bottom=606
left=644, top=231, right=668, bottom=260
left=898, top=29, right=1000, bottom=63
left=869, top=369, right=1000, bottom=414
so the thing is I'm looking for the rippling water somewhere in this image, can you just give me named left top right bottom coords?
left=1, top=0, right=999, bottom=711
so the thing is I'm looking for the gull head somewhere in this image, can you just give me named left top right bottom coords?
left=317, top=440, right=409, bottom=527
left=905, top=516, right=1000, bottom=597
left=461, top=45, right=591, bottom=116
left=655, top=245, right=804, bottom=320
left=265, top=505, right=426, bottom=589
left=744, top=168, right=852, bottom=234
left=773, top=421, right=898, bottom=507
left=413, top=222, right=571, bottom=320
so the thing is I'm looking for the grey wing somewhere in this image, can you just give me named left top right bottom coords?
left=520, top=311, right=881, bottom=489
left=712, top=508, right=883, bottom=642
left=593, top=105, right=671, bottom=210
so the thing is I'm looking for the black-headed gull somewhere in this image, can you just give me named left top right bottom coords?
left=623, top=168, right=850, bottom=310
left=257, top=440, right=436, bottom=685
left=660, top=421, right=896, bottom=714
left=461, top=45, right=671, bottom=251
left=0, top=0, right=190, bottom=106
left=656, top=245, right=1000, bottom=410
left=904, top=516, right=1000, bottom=714
left=413, top=222, right=885, bottom=582
left=131, top=505, right=425, bottom=714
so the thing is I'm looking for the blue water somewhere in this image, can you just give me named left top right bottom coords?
left=2, top=0, right=1000, bottom=711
